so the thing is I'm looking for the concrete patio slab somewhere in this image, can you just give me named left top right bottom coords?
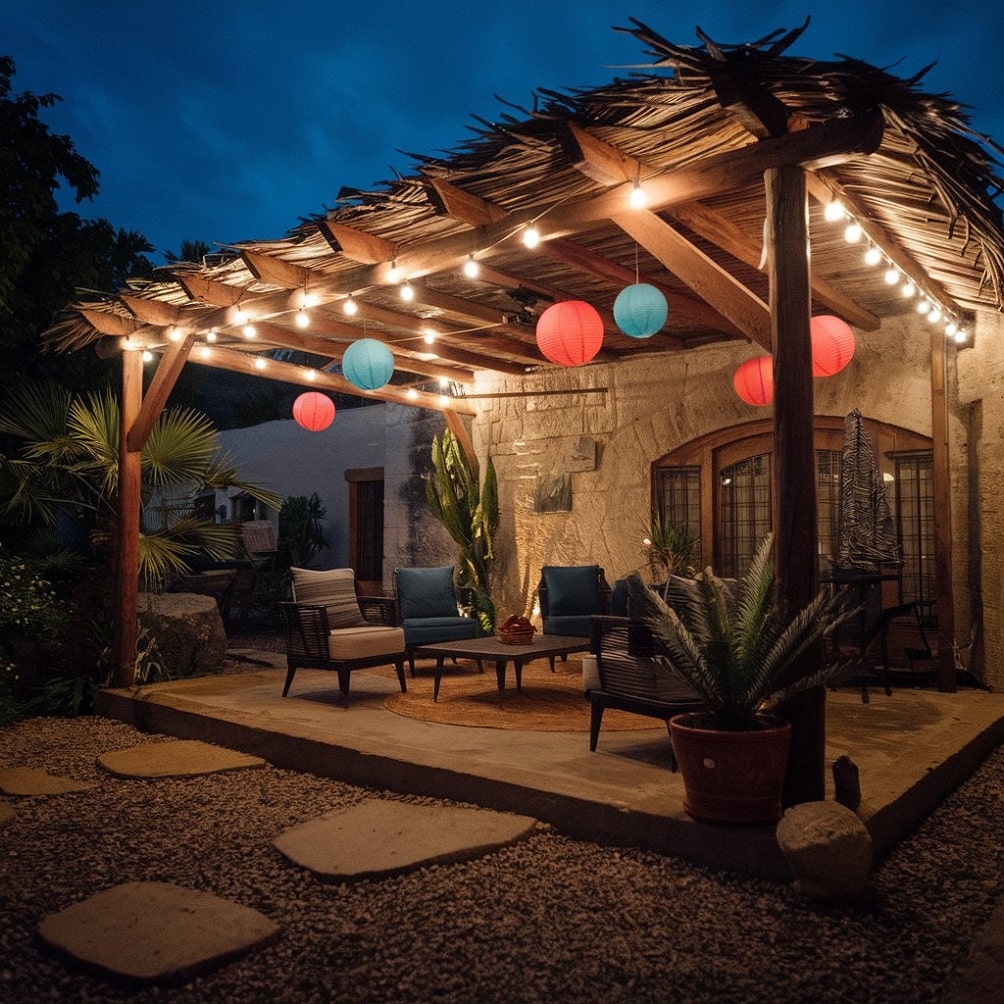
left=37, top=881, right=279, bottom=983
left=273, top=797, right=539, bottom=881
left=0, top=767, right=97, bottom=796
left=97, top=739, right=265, bottom=778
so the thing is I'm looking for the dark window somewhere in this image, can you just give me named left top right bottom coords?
left=655, top=466, right=701, bottom=542
left=355, top=480, right=384, bottom=584
left=894, top=452, right=935, bottom=612
left=716, top=453, right=771, bottom=577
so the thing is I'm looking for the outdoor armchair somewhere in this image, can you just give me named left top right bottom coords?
left=538, top=564, right=611, bottom=670
left=280, top=567, right=406, bottom=704
left=589, top=615, right=704, bottom=768
left=394, top=565, right=480, bottom=675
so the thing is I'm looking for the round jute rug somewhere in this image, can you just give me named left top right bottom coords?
left=381, top=657, right=659, bottom=733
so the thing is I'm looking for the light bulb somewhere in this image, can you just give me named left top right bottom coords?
left=884, top=267, right=899, bottom=286
left=629, top=182, right=647, bottom=208
left=523, top=225, right=541, bottom=249
left=422, top=328, right=437, bottom=345
left=242, top=323, right=257, bottom=338
left=141, top=350, right=153, bottom=363
left=168, top=326, right=183, bottom=342
left=927, top=307, right=942, bottom=324
left=438, top=394, right=450, bottom=407
left=916, top=299, right=931, bottom=315
left=901, top=281, right=916, bottom=299
left=463, top=255, right=480, bottom=278
left=954, top=329, right=967, bottom=344
left=406, top=388, right=418, bottom=400
left=302, top=292, right=318, bottom=309
left=400, top=281, right=415, bottom=302
left=206, top=328, right=217, bottom=342
left=438, top=376, right=450, bottom=388
left=844, top=222, right=863, bottom=243
left=234, top=308, right=248, bottom=325
left=343, top=296, right=358, bottom=316
left=386, top=260, right=401, bottom=283
left=864, top=247, right=882, bottom=267
left=254, top=357, right=267, bottom=370
left=199, top=346, right=212, bottom=359
left=945, top=321, right=958, bottom=337
left=824, top=200, right=844, bottom=222
left=295, top=309, right=310, bottom=329
left=305, top=369, right=317, bottom=381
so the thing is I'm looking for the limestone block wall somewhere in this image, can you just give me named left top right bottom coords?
left=468, top=315, right=939, bottom=627
left=956, top=310, right=1004, bottom=688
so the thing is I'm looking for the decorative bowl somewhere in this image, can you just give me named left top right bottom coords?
left=496, top=627, right=536, bottom=645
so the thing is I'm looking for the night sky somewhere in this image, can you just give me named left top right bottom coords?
left=7, top=2, right=1002, bottom=263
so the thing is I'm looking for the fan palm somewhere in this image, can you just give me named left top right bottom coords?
left=0, top=382, right=281, bottom=587
left=625, top=534, right=859, bottom=730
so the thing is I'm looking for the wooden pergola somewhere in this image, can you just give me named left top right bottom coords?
left=45, top=20, right=1004, bottom=804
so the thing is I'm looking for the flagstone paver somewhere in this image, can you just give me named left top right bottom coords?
left=38, top=881, right=280, bottom=983
left=0, top=767, right=98, bottom=796
left=273, top=797, right=539, bottom=881
left=97, top=739, right=265, bottom=778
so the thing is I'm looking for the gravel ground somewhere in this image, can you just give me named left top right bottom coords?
left=1, top=715, right=1002, bottom=1004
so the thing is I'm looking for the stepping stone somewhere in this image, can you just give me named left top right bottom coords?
left=273, top=797, right=538, bottom=882
left=38, top=881, right=280, bottom=983
left=0, top=767, right=97, bottom=796
left=97, top=739, right=265, bottom=778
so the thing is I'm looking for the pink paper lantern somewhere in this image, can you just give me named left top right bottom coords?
left=733, top=356, right=774, bottom=406
left=292, top=391, right=335, bottom=432
left=535, top=300, right=604, bottom=366
left=810, top=315, right=856, bottom=377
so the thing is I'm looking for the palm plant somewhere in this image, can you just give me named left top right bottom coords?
left=425, top=428, right=499, bottom=633
left=642, top=509, right=699, bottom=582
left=0, top=382, right=281, bottom=588
left=625, top=534, right=859, bottom=730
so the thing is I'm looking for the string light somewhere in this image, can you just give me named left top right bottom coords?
left=205, top=328, right=217, bottom=342
left=295, top=308, right=310, bottom=329
left=522, top=225, right=541, bottom=249
left=198, top=345, right=212, bottom=359
left=400, top=281, right=415, bottom=302
left=305, top=368, right=317, bottom=381
left=628, top=180, right=648, bottom=209
left=422, top=328, right=437, bottom=345
left=843, top=222, right=863, bottom=243
left=406, top=388, right=418, bottom=400
left=168, top=326, right=183, bottom=342
left=386, top=260, right=402, bottom=283
left=463, top=255, right=480, bottom=278
left=141, top=350, right=153, bottom=363
left=824, top=200, right=845, bottom=222
left=254, top=357, right=267, bottom=371
left=343, top=295, right=358, bottom=316
left=242, top=323, right=257, bottom=338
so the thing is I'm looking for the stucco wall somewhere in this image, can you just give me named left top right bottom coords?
left=469, top=314, right=939, bottom=625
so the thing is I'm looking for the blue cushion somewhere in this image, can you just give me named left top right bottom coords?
left=610, top=578, right=630, bottom=617
left=402, top=616, right=479, bottom=646
left=543, top=614, right=593, bottom=637
left=396, top=566, right=458, bottom=619
left=543, top=565, right=602, bottom=616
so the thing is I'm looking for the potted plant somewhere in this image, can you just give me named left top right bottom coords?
left=642, top=510, right=699, bottom=583
left=625, top=534, right=858, bottom=825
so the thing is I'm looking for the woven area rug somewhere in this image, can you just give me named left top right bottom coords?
left=381, top=657, right=658, bottom=733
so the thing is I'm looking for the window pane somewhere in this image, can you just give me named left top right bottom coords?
left=816, top=449, right=842, bottom=566
left=895, top=453, right=934, bottom=612
left=717, top=454, right=771, bottom=577
left=356, top=480, right=384, bottom=583
left=655, top=466, right=701, bottom=542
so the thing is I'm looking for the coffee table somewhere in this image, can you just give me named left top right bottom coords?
left=411, top=634, right=592, bottom=702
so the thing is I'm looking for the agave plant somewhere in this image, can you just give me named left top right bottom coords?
left=425, top=427, right=499, bottom=633
left=0, top=382, right=282, bottom=588
left=625, top=534, right=859, bottom=730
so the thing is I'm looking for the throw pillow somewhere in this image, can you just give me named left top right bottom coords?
left=396, top=566, right=459, bottom=619
left=290, top=567, right=366, bottom=628
left=543, top=565, right=602, bottom=616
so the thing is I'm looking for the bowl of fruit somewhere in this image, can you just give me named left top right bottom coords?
left=497, top=614, right=536, bottom=645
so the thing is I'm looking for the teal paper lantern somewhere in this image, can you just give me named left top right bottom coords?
left=343, top=338, right=394, bottom=390
left=614, top=283, right=667, bottom=338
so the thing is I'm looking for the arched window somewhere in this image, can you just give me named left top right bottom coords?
left=653, top=417, right=933, bottom=601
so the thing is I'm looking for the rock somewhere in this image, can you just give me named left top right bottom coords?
left=776, top=800, right=873, bottom=901
left=137, top=592, right=227, bottom=680
left=833, top=754, right=862, bottom=810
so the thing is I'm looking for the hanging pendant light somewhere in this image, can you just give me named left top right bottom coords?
left=343, top=338, right=395, bottom=390
left=614, top=283, right=667, bottom=338
left=535, top=300, right=604, bottom=366
left=733, top=356, right=774, bottom=406
left=292, top=392, right=335, bottom=432
left=810, top=315, right=856, bottom=377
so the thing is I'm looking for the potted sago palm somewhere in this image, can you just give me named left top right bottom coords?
left=625, top=534, right=858, bottom=825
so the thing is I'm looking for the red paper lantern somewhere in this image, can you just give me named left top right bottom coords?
left=292, top=391, right=335, bottom=432
left=733, top=356, right=774, bottom=406
left=810, top=315, right=855, bottom=377
left=535, top=300, right=604, bottom=366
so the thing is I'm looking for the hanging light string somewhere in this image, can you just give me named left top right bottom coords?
left=823, top=200, right=968, bottom=344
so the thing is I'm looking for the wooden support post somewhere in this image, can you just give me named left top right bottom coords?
left=930, top=328, right=957, bottom=691
left=114, top=349, right=143, bottom=687
left=766, top=165, right=826, bottom=806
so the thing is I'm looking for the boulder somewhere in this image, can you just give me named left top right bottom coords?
left=776, top=800, right=873, bottom=901
left=137, top=593, right=226, bottom=680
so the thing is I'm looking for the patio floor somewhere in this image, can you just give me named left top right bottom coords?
left=94, top=652, right=1004, bottom=881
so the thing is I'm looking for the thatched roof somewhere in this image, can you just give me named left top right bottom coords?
left=44, top=19, right=1004, bottom=413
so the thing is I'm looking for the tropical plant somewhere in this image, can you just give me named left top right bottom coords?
left=0, top=382, right=282, bottom=588
left=277, top=493, right=328, bottom=569
left=425, top=428, right=499, bottom=633
left=642, top=510, right=699, bottom=582
left=625, top=534, right=859, bottom=730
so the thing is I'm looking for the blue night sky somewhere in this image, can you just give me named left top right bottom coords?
left=6, top=2, right=1002, bottom=263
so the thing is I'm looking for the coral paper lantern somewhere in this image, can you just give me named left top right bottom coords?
left=343, top=338, right=395, bottom=390
left=733, top=356, right=774, bottom=406
left=810, top=315, right=856, bottom=377
left=614, top=283, right=668, bottom=338
left=292, top=392, right=335, bottom=432
left=535, top=300, right=604, bottom=366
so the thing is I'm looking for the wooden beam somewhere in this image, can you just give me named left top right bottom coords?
left=241, top=248, right=312, bottom=290
left=667, top=201, right=880, bottom=331
left=176, top=272, right=245, bottom=307
left=613, top=211, right=773, bottom=349
left=115, top=348, right=143, bottom=687
left=766, top=164, right=824, bottom=807
left=317, top=220, right=396, bottom=263
left=78, top=307, right=138, bottom=336
left=424, top=178, right=507, bottom=225
left=558, top=121, right=638, bottom=184
left=126, top=333, right=194, bottom=452
left=119, top=293, right=182, bottom=328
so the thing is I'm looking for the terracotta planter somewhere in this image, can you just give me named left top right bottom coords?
left=669, top=713, right=792, bottom=825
